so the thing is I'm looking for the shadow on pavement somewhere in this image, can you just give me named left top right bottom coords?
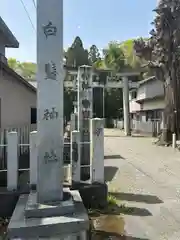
left=104, top=154, right=125, bottom=160
left=104, top=135, right=123, bottom=137
left=120, top=206, right=152, bottom=216
left=91, top=231, right=149, bottom=240
left=89, top=203, right=152, bottom=217
left=104, top=166, right=118, bottom=182
left=110, top=192, right=163, bottom=204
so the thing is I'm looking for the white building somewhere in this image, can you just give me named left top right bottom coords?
left=129, top=76, right=164, bottom=121
left=129, top=76, right=164, bottom=135
left=0, top=17, right=36, bottom=129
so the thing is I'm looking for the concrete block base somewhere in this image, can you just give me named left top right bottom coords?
left=72, top=182, right=108, bottom=209
left=0, top=188, right=20, bottom=218
left=8, top=190, right=89, bottom=239
left=25, top=188, right=74, bottom=218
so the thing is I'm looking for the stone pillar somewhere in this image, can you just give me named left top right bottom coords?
left=7, top=131, right=18, bottom=191
left=90, top=118, right=104, bottom=183
left=36, top=0, right=64, bottom=203
left=30, top=131, right=37, bottom=187
left=7, top=1, right=90, bottom=238
left=71, top=130, right=80, bottom=183
left=172, top=133, right=176, bottom=148
left=77, top=65, right=93, bottom=181
left=103, top=87, right=105, bottom=118
left=75, top=113, right=78, bottom=130
left=123, top=76, right=131, bottom=136
left=70, top=113, right=76, bottom=131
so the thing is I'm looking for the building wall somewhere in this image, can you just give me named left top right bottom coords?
left=141, top=98, right=165, bottom=111
left=136, top=79, right=164, bottom=101
left=129, top=99, right=141, bottom=113
left=0, top=36, right=5, bottom=55
left=0, top=69, right=36, bottom=128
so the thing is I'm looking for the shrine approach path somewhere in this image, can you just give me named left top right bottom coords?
left=104, top=128, right=180, bottom=240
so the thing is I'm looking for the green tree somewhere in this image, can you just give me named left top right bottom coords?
left=93, top=58, right=105, bottom=69
left=104, top=88, right=123, bottom=126
left=134, top=0, right=180, bottom=144
left=8, top=58, right=36, bottom=79
left=66, top=36, right=89, bottom=67
left=88, top=44, right=100, bottom=65
left=18, top=62, right=36, bottom=79
left=8, top=58, right=20, bottom=71
left=103, top=42, right=125, bottom=72
left=120, top=39, right=143, bottom=70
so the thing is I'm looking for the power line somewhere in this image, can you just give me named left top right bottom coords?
left=19, top=0, right=36, bottom=31
left=32, top=0, right=36, bottom=9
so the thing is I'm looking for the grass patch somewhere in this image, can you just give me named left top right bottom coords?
left=88, top=193, right=128, bottom=217
left=107, top=193, right=118, bottom=206
left=88, top=193, right=136, bottom=217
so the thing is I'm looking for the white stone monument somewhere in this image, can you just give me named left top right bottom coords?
left=7, top=1, right=89, bottom=238
left=36, top=0, right=64, bottom=202
left=90, top=118, right=104, bottom=183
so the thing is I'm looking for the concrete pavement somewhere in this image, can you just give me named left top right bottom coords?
left=104, top=129, right=180, bottom=240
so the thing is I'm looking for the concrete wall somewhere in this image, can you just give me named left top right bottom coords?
left=141, top=98, right=165, bottom=111
left=131, top=119, right=161, bottom=136
left=0, top=69, right=36, bottom=128
left=129, top=99, right=141, bottom=113
left=136, top=79, right=164, bottom=101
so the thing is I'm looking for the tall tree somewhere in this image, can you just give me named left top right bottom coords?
left=66, top=36, right=89, bottom=67
left=119, top=39, right=146, bottom=70
left=8, top=58, right=36, bottom=79
left=18, top=62, right=36, bottom=79
left=103, top=42, right=125, bottom=71
left=8, top=58, right=20, bottom=71
left=88, top=44, right=100, bottom=65
left=134, top=0, right=180, bottom=144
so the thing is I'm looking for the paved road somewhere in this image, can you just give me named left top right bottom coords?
left=104, top=129, right=180, bottom=240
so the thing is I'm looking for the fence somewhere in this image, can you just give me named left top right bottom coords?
left=0, top=119, right=105, bottom=190
left=114, top=119, right=161, bottom=137
left=131, top=119, right=161, bottom=136
left=0, top=131, right=73, bottom=190
left=0, top=124, right=37, bottom=170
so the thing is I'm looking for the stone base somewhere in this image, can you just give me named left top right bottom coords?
left=25, top=188, right=74, bottom=218
left=0, top=188, right=20, bottom=218
left=8, top=190, right=89, bottom=239
left=71, top=182, right=108, bottom=209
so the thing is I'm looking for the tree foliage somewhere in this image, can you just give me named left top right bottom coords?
left=8, top=58, right=36, bottom=80
left=119, top=39, right=145, bottom=70
left=102, top=42, right=125, bottom=72
left=88, top=44, right=100, bottom=65
left=65, top=36, right=89, bottom=67
left=134, top=0, right=180, bottom=143
left=7, top=36, right=145, bottom=122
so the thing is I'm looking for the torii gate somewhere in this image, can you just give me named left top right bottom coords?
left=65, top=68, right=140, bottom=136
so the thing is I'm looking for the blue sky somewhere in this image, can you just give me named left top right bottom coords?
left=1, top=0, right=157, bottom=63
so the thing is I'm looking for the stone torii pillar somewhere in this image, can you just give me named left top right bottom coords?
left=122, top=76, right=131, bottom=136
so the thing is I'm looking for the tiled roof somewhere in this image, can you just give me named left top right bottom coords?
left=0, top=16, right=19, bottom=48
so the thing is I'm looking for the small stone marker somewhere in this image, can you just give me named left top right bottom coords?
left=90, top=118, right=104, bottom=183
